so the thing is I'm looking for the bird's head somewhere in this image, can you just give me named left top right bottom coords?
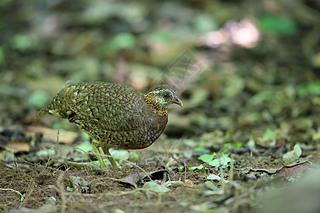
left=145, top=85, right=183, bottom=111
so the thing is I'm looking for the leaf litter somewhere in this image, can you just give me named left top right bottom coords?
left=1, top=1, right=320, bottom=212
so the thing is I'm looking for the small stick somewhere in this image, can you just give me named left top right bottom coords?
left=0, top=188, right=24, bottom=202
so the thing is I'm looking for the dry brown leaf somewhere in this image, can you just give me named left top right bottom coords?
left=2, top=141, right=30, bottom=153
left=242, top=161, right=310, bottom=178
left=117, top=169, right=170, bottom=188
left=26, top=126, right=80, bottom=144
left=276, top=161, right=310, bottom=178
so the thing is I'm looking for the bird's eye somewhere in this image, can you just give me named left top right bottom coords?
left=164, top=92, right=170, bottom=99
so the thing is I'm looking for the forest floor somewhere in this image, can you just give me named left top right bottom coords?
left=1, top=1, right=320, bottom=212
left=1, top=125, right=320, bottom=213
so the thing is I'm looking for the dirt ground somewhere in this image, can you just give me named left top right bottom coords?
left=1, top=132, right=319, bottom=213
left=2, top=1, right=320, bottom=212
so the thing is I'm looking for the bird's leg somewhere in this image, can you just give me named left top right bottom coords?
left=90, top=138, right=118, bottom=168
left=91, top=141, right=108, bottom=170
left=102, top=147, right=118, bottom=168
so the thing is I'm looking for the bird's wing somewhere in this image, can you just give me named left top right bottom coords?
left=62, top=82, right=144, bottom=131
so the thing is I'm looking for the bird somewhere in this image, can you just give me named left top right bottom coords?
left=37, top=80, right=183, bottom=169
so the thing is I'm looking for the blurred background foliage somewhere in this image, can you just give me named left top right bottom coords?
left=2, top=2, right=320, bottom=212
left=1, top=0, right=320, bottom=140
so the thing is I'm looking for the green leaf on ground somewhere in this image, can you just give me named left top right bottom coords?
left=188, top=164, right=204, bottom=171
left=109, top=33, right=136, bottom=51
left=143, top=182, right=170, bottom=193
left=208, top=154, right=231, bottom=168
left=250, top=91, right=276, bottom=105
left=194, top=147, right=210, bottom=154
left=110, top=149, right=130, bottom=161
left=296, top=81, right=320, bottom=98
left=204, top=181, right=219, bottom=191
left=248, top=138, right=256, bottom=147
left=263, top=128, right=273, bottom=139
left=258, top=15, right=298, bottom=36
left=312, top=129, right=320, bottom=140
left=198, top=154, right=215, bottom=163
left=232, top=141, right=243, bottom=148
left=75, top=141, right=92, bottom=153
left=283, top=144, right=302, bottom=165
left=12, top=34, right=33, bottom=51
left=28, top=90, right=48, bottom=109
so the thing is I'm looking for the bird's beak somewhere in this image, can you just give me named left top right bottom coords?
left=169, top=98, right=183, bottom=107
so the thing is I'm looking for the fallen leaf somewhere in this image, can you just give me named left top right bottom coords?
left=0, top=141, right=30, bottom=153
left=184, top=179, right=195, bottom=188
left=207, top=174, right=222, bottom=182
left=276, top=161, right=310, bottom=178
left=143, top=181, right=170, bottom=193
left=163, top=180, right=185, bottom=188
left=188, top=164, right=204, bottom=171
left=283, top=144, right=302, bottom=165
left=27, top=126, right=80, bottom=144
left=208, top=154, right=231, bottom=168
left=117, top=169, right=170, bottom=188
left=198, top=154, right=215, bottom=163
left=239, top=161, right=310, bottom=178
left=204, top=181, right=219, bottom=191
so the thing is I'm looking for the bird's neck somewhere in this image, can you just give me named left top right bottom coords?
left=144, top=93, right=168, bottom=117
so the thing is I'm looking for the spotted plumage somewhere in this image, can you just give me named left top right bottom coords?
left=37, top=81, right=183, bottom=168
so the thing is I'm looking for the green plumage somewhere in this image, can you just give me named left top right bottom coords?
left=38, top=81, right=182, bottom=156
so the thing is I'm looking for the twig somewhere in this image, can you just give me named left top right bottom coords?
left=184, top=161, right=187, bottom=182
left=65, top=157, right=153, bottom=183
left=118, top=157, right=153, bottom=182
left=19, top=180, right=35, bottom=208
left=56, top=172, right=66, bottom=213
left=90, top=152, right=154, bottom=183
left=229, top=155, right=234, bottom=182
left=49, top=187, right=149, bottom=199
left=0, top=188, right=24, bottom=202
